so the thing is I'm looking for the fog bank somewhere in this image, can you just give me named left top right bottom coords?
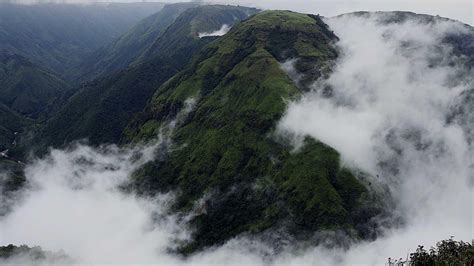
left=278, top=12, right=473, bottom=264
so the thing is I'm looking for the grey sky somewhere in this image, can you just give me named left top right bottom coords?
left=6, top=0, right=473, bottom=25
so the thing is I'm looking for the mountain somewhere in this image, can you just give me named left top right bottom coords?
left=29, top=57, right=180, bottom=153
left=0, top=103, right=29, bottom=151
left=126, top=10, right=381, bottom=253
left=27, top=5, right=259, bottom=155
left=0, top=52, right=71, bottom=119
left=77, top=4, right=260, bottom=82
left=1, top=6, right=473, bottom=263
left=0, top=2, right=165, bottom=79
left=142, top=5, right=260, bottom=67
left=75, top=3, right=201, bottom=82
left=0, top=6, right=474, bottom=265
left=0, top=244, right=70, bottom=264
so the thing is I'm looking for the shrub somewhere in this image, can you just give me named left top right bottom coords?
left=388, top=238, right=474, bottom=266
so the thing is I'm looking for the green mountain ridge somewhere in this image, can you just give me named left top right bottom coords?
left=143, top=5, right=260, bottom=67
left=126, top=10, right=382, bottom=252
left=0, top=2, right=165, bottom=79
left=25, top=5, right=258, bottom=155
left=74, top=3, right=201, bottom=82
left=0, top=52, right=71, bottom=119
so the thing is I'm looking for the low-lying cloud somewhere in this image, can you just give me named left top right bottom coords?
left=198, top=24, right=231, bottom=38
left=278, top=12, right=473, bottom=264
left=0, top=144, right=181, bottom=264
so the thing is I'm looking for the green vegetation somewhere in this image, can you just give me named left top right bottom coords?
left=30, top=57, right=180, bottom=153
left=0, top=103, right=30, bottom=151
left=0, top=2, right=164, bottom=79
left=128, top=10, right=381, bottom=252
left=0, top=244, right=69, bottom=263
left=0, top=53, right=71, bottom=119
left=142, top=5, right=259, bottom=67
left=0, top=158, right=25, bottom=191
left=75, top=4, right=258, bottom=82
left=388, top=238, right=474, bottom=266
left=0, top=2, right=167, bottom=153
left=75, top=3, right=201, bottom=82
left=26, top=5, right=258, bottom=156
left=1, top=7, right=470, bottom=259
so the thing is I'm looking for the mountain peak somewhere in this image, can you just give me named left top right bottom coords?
left=206, top=10, right=338, bottom=89
left=126, top=9, right=379, bottom=253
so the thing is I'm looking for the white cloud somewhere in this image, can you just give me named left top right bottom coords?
left=0, top=98, right=199, bottom=265
left=278, top=12, right=473, bottom=264
left=198, top=24, right=231, bottom=38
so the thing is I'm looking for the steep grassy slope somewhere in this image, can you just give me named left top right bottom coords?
left=31, top=58, right=179, bottom=151
left=75, top=3, right=200, bottom=82
left=0, top=2, right=164, bottom=79
left=127, top=11, right=380, bottom=252
left=0, top=53, right=71, bottom=118
left=28, top=5, right=258, bottom=154
left=142, top=5, right=259, bottom=67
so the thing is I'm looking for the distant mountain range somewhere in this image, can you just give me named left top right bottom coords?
left=0, top=1, right=165, bottom=155
left=29, top=4, right=259, bottom=155
left=0, top=2, right=164, bottom=79
left=74, top=2, right=201, bottom=82
left=0, top=53, right=71, bottom=118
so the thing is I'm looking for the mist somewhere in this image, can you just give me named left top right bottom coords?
left=278, top=12, right=473, bottom=264
left=198, top=24, right=231, bottom=38
left=0, top=9, right=473, bottom=266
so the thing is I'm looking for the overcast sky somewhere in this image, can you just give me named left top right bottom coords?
left=224, top=0, right=473, bottom=25
left=6, top=0, right=474, bottom=25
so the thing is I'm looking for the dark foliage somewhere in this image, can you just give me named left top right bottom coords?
left=23, top=5, right=257, bottom=157
left=0, top=52, right=71, bottom=119
left=128, top=10, right=383, bottom=253
left=0, top=244, right=70, bottom=263
left=388, top=238, right=474, bottom=266
left=0, top=2, right=164, bottom=79
left=74, top=3, right=201, bottom=82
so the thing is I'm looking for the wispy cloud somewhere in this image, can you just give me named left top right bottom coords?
left=198, top=24, right=231, bottom=38
left=278, top=12, right=473, bottom=264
